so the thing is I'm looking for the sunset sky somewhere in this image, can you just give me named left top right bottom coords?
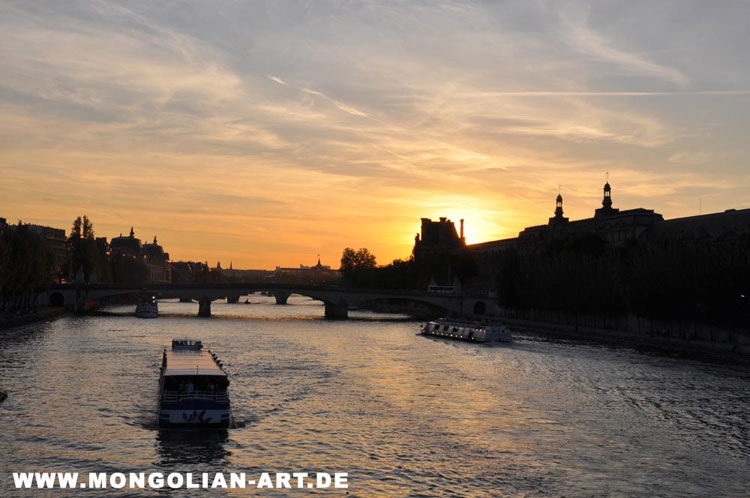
left=2, top=1, right=749, bottom=269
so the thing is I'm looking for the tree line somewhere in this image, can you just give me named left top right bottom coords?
left=0, top=222, right=53, bottom=314
left=338, top=245, right=478, bottom=291
left=66, top=215, right=150, bottom=285
left=68, top=216, right=225, bottom=285
left=494, top=232, right=750, bottom=327
left=338, top=231, right=750, bottom=327
left=339, top=247, right=420, bottom=289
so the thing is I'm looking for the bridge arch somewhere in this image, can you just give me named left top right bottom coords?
left=289, top=290, right=457, bottom=319
left=49, top=292, right=64, bottom=307
left=473, top=301, right=486, bottom=316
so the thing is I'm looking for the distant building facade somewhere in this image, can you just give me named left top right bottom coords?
left=468, top=181, right=666, bottom=267
left=110, top=227, right=171, bottom=283
left=26, top=223, right=68, bottom=279
left=110, top=227, right=142, bottom=259
left=217, top=262, right=274, bottom=281
left=170, top=261, right=209, bottom=283
left=412, top=217, right=467, bottom=286
left=1, top=217, right=68, bottom=281
left=273, top=257, right=341, bottom=283
left=413, top=217, right=466, bottom=256
left=142, top=236, right=170, bottom=283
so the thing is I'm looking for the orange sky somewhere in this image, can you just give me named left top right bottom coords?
left=2, top=2, right=750, bottom=269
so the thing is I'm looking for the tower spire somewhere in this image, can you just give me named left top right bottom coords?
left=602, top=175, right=612, bottom=209
left=549, top=188, right=568, bottom=225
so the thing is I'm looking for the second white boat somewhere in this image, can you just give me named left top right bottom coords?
left=422, top=318, right=512, bottom=343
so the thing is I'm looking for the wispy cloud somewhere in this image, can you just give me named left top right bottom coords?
left=268, top=75, right=288, bottom=86
left=561, top=6, right=691, bottom=87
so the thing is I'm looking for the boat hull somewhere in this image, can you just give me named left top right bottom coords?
left=158, top=409, right=230, bottom=428
left=136, top=303, right=158, bottom=318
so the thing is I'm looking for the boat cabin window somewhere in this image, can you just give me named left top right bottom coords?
left=163, top=376, right=228, bottom=392
left=172, top=339, right=203, bottom=350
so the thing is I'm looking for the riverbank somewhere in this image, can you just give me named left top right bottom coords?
left=0, top=306, right=69, bottom=331
left=498, top=315, right=750, bottom=365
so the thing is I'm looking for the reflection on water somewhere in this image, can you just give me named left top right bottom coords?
left=156, top=429, right=230, bottom=466
left=0, top=294, right=749, bottom=496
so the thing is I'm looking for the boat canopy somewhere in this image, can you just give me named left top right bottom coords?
left=163, top=349, right=226, bottom=377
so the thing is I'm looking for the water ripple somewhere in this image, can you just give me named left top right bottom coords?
left=0, top=300, right=749, bottom=496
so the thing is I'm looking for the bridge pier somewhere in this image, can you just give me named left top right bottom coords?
left=226, top=294, right=240, bottom=304
left=74, top=289, right=87, bottom=314
left=274, top=291, right=291, bottom=305
left=198, top=297, right=212, bottom=317
left=324, top=300, right=348, bottom=320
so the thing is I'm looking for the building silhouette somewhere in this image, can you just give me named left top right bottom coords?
left=142, top=236, right=170, bottom=283
left=110, top=227, right=141, bottom=258
left=413, top=217, right=465, bottom=255
left=110, top=227, right=170, bottom=283
left=415, top=181, right=750, bottom=293
left=170, top=261, right=209, bottom=283
left=273, top=257, right=340, bottom=283
left=0, top=217, right=67, bottom=281
left=470, top=181, right=672, bottom=263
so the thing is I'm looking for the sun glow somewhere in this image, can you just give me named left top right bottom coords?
left=405, top=194, right=523, bottom=246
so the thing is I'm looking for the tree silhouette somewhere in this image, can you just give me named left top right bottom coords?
left=0, top=222, right=52, bottom=314
left=69, top=215, right=98, bottom=282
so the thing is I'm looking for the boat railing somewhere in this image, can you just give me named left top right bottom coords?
left=161, top=390, right=228, bottom=403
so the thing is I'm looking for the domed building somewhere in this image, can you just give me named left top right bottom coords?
left=142, top=235, right=171, bottom=283
left=110, top=228, right=170, bottom=283
left=109, top=227, right=141, bottom=258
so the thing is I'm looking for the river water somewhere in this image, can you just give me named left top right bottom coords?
left=1, top=295, right=749, bottom=496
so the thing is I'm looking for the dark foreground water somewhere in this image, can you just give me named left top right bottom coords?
left=1, top=295, right=749, bottom=496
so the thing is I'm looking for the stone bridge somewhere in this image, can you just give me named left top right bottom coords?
left=43, top=283, right=494, bottom=319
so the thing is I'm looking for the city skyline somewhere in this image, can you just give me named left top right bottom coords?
left=3, top=1, right=750, bottom=268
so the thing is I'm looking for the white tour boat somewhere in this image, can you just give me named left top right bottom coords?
left=135, top=296, right=158, bottom=318
left=422, top=318, right=512, bottom=343
left=157, top=339, right=231, bottom=428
